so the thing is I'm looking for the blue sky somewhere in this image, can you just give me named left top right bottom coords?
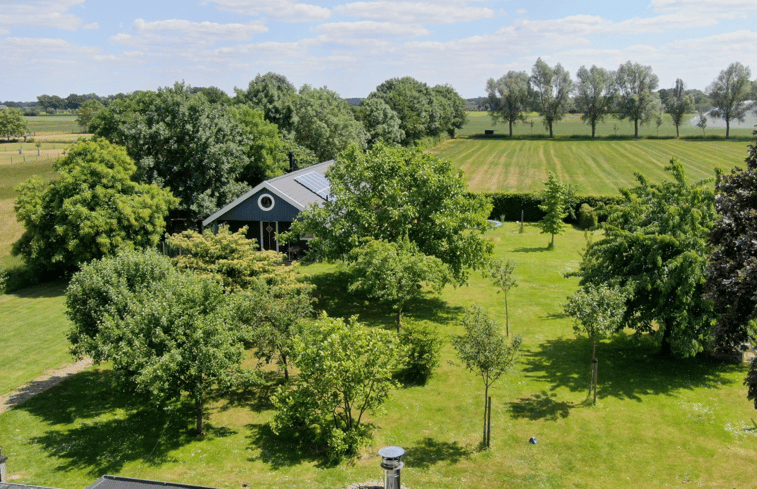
left=2, top=0, right=757, bottom=101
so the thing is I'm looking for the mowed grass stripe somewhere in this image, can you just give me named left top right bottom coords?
left=432, top=138, right=748, bottom=194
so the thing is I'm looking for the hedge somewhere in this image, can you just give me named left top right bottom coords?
left=475, top=192, right=625, bottom=224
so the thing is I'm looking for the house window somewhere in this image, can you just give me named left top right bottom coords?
left=258, top=193, right=275, bottom=211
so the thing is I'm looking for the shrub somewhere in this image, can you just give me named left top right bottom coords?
left=399, top=320, right=444, bottom=384
left=578, top=203, right=598, bottom=230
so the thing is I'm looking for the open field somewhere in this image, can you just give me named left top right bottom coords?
left=1, top=225, right=756, bottom=488
left=23, top=114, right=82, bottom=136
left=431, top=137, right=750, bottom=194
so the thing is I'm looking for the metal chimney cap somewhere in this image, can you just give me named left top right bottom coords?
left=379, top=446, right=405, bottom=460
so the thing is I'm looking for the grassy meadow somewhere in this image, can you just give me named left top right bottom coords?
left=1, top=113, right=757, bottom=488
left=1, top=224, right=756, bottom=488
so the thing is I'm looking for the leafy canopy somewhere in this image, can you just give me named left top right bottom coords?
left=13, top=138, right=178, bottom=274
left=289, top=144, right=493, bottom=285
left=0, top=107, right=29, bottom=140
left=576, top=158, right=716, bottom=357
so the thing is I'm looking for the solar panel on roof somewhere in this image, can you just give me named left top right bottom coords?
left=295, top=171, right=331, bottom=200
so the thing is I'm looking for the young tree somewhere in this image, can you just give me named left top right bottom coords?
left=453, top=306, right=521, bottom=448
left=665, top=79, right=694, bottom=138
left=706, top=136, right=757, bottom=353
left=486, top=71, right=530, bottom=137
left=614, top=61, right=661, bottom=138
left=0, top=107, right=28, bottom=140
left=574, top=65, right=613, bottom=138
left=76, top=99, right=104, bottom=132
left=288, top=144, right=492, bottom=285
left=347, top=237, right=450, bottom=332
left=483, top=259, right=517, bottom=336
left=271, top=315, right=399, bottom=460
left=707, top=62, right=751, bottom=139
left=13, top=139, right=178, bottom=274
left=538, top=171, right=574, bottom=249
left=564, top=284, right=627, bottom=403
left=576, top=158, right=717, bottom=357
left=529, top=58, right=573, bottom=138
left=697, top=112, right=708, bottom=136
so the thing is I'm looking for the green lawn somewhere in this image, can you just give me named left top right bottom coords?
left=1, top=225, right=755, bottom=488
left=0, top=280, right=71, bottom=395
left=431, top=137, right=749, bottom=194
left=24, top=114, right=82, bottom=135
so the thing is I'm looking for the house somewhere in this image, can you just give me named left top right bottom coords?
left=202, top=160, right=334, bottom=254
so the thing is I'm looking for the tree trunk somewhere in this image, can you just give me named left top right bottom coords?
left=675, top=124, right=679, bottom=138
left=660, top=321, right=673, bottom=357
left=283, top=354, right=289, bottom=381
left=397, top=308, right=402, bottom=334
left=548, top=121, right=554, bottom=138
left=483, top=383, right=489, bottom=446
left=509, top=120, right=513, bottom=137
left=550, top=233, right=555, bottom=249
left=504, top=295, right=510, bottom=337
left=634, top=119, right=639, bottom=138
left=726, top=119, right=730, bottom=139
left=195, top=398, right=204, bottom=435
left=591, top=122, right=596, bottom=139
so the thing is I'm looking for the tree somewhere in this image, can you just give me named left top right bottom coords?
left=347, top=237, right=450, bottom=332
left=453, top=305, right=521, bottom=448
left=293, top=84, right=367, bottom=161
left=0, top=107, right=28, bottom=140
left=538, top=171, right=574, bottom=248
left=90, top=82, right=250, bottom=220
left=234, top=72, right=298, bottom=134
left=67, top=250, right=255, bottom=435
left=705, top=136, right=757, bottom=353
left=485, top=71, right=530, bottom=137
left=228, top=105, right=288, bottom=186
left=576, top=158, right=717, bottom=357
left=697, top=112, right=708, bottom=136
left=665, top=79, right=694, bottom=138
left=76, top=98, right=104, bottom=132
left=431, top=84, right=467, bottom=137
left=271, top=315, right=399, bottom=460
left=574, top=65, right=613, bottom=138
left=354, top=97, right=405, bottom=147
left=166, top=225, right=298, bottom=291
left=368, top=77, right=439, bottom=144
left=483, top=259, right=517, bottom=336
left=288, top=144, right=493, bottom=285
left=564, top=284, right=627, bottom=403
left=707, top=62, right=752, bottom=139
left=529, top=58, right=573, bottom=138
left=614, top=61, right=661, bottom=138
left=13, top=139, right=178, bottom=274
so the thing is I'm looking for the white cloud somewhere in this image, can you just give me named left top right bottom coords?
left=0, top=0, right=87, bottom=31
left=335, top=1, right=494, bottom=24
left=204, top=0, right=331, bottom=22
left=315, top=21, right=431, bottom=39
left=110, top=18, right=268, bottom=50
left=82, top=23, right=99, bottom=30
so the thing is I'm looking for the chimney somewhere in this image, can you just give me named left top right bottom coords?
left=288, top=151, right=295, bottom=172
left=379, top=446, right=404, bottom=489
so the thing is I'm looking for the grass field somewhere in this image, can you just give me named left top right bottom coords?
left=1, top=225, right=756, bottom=489
left=431, top=137, right=750, bottom=194
left=23, top=114, right=82, bottom=135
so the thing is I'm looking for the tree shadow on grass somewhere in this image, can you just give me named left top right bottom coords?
left=303, top=269, right=464, bottom=328
left=512, top=247, right=552, bottom=254
left=208, top=371, right=282, bottom=413
left=18, top=369, right=204, bottom=477
left=508, top=391, right=575, bottom=421
left=402, top=437, right=472, bottom=469
left=520, top=333, right=744, bottom=403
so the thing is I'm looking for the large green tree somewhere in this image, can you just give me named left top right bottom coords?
left=574, top=65, right=613, bottom=138
left=705, top=136, right=757, bottom=352
left=529, top=58, right=574, bottom=138
left=288, top=144, right=493, bottom=285
left=234, top=72, right=299, bottom=134
left=354, top=97, right=405, bottom=147
left=485, top=71, right=530, bottom=137
left=90, top=82, right=249, bottom=219
left=614, top=61, right=661, bottom=138
left=13, top=139, right=178, bottom=274
left=271, top=315, right=399, bottom=460
left=665, top=79, right=694, bottom=138
left=576, top=158, right=717, bottom=357
left=293, top=84, right=367, bottom=161
left=431, top=84, right=467, bottom=137
left=368, top=76, right=439, bottom=144
left=347, top=237, right=450, bottom=332
left=76, top=98, right=105, bottom=132
left=228, top=105, right=288, bottom=186
left=707, top=62, right=752, bottom=139
left=0, top=107, right=28, bottom=140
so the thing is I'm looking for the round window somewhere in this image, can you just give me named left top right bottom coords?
left=258, top=193, right=275, bottom=211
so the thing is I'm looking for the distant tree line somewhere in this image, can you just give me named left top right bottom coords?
left=486, top=60, right=757, bottom=139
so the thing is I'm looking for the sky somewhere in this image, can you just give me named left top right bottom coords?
left=2, top=0, right=757, bottom=101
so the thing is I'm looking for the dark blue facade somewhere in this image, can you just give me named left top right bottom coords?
left=216, top=188, right=301, bottom=223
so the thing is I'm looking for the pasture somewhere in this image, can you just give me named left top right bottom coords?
left=1, top=224, right=756, bottom=488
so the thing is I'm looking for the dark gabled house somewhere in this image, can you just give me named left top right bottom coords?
left=202, top=160, right=334, bottom=254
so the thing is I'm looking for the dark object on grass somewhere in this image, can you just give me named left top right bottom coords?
left=529, top=437, right=538, bottom=444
